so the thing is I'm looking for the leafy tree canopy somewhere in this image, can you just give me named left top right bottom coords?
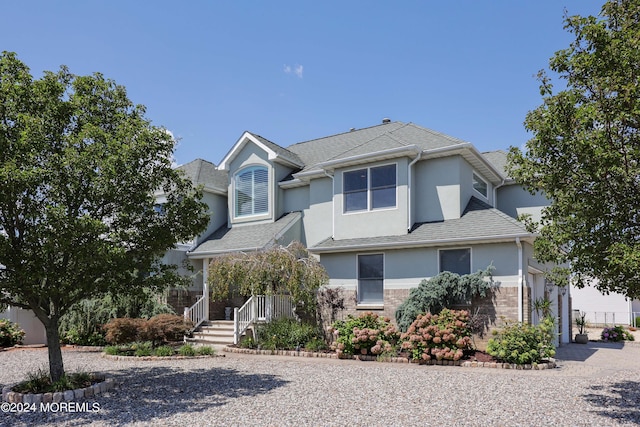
left=208, top=241, right=329, bottom=316
left=0, top=52, right=209, bottom=380
left=395, top=267, right=494, bottom=332
left=508, top=0, right=640, bottom=298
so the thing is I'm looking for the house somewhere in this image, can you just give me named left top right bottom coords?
left=167, top=120, right=571, bottom=344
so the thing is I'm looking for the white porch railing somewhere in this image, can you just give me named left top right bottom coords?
left=233, top=295, right=296, bottom=344
left=183, top=294, right=208, bottom=330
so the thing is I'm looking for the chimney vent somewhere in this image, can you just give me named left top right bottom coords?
left=382, top=118, right=391, bottom=124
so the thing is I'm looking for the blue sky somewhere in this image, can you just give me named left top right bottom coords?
left=2, top=1, right=602, bottom=166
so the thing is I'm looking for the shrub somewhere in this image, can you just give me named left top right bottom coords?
left=395, top=267, right=494, bottom=332
left=178, top=344, right=196, bottom=356
left=0, top=318, right=25, bottom=347
left=153, top=345, right=175, bottom=357
left=399, top=309, right=472, bottom=362
left=58, top=291, right=175, bottom=346
left=144, top=314, right=193, bottom=347
left=196, top=346, right=215, bottom=356
left=331, top=312, right=399, bottom=357
left=601, top=325, right=635, bottom=342
left=636, top=316, right=640, bottom=328
left=487, top=317, right=556, bottom=364
left=104, top=346, right=120, bottom=355
left=103, top=318, right=146, bottom=344
left=132, top=341, right=153, bottom=357
left=239, top=336, right=257, bottom=349
left=255, top=317, right=323, bottom=350
left=304, top=337, right=327, bottom=352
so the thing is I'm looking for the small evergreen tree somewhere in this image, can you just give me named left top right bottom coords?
left=395, top=267, right=494, bottom=332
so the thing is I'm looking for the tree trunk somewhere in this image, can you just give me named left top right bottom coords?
left=44, top=318, right=65, bottom=383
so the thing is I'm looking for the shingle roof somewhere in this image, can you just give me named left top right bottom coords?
left=309, top=197, right=531, bottom=253
left=286, top=122, right=468, bottom=174
left=248, top=132, right=304, bottom=166
left=482, top=150, right=510, bottom=178
left=177, top=159, right=228, bottom=192
left=188, top=212, right=302, bottom=257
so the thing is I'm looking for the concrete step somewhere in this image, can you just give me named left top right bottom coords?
left=189, top=320, right=236, bottom=346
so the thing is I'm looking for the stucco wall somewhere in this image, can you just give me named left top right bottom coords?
left=414, top=156, right=462, bottom=222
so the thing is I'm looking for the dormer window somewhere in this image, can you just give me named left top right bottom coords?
left=472, top=172, right=488, bottom=198
left=235, top=166, right=269, bottom=217
left=344, top=164, right=396, bottom=213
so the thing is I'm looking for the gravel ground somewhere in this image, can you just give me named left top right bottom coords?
left=1, top=345, right=640, bottom=426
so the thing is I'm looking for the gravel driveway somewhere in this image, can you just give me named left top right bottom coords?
left=1, top=343, right=639, bottom=426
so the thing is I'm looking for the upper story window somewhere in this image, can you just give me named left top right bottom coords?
left=344, top=164, right=396, bottom=213
left=472, top=172, right=488, bottom=198
left=235, top=166, right=269, bottom=217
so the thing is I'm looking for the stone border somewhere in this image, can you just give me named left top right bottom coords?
left=101, top=353, right=224, bottom=361
left=2, top=377, right=115, bottom=404
left=222, top=347, right=556, bottom=370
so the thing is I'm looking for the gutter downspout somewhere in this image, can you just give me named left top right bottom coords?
left=407, top=152, right=423, bottom=231
left=324, top=171, right=335, bottom=238
left=516, top=237, right=523, bottom=322
left=493, top=178, right=506, bottom=208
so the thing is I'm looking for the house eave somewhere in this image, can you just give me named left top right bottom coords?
left=309, top=233, right=535, bottom=254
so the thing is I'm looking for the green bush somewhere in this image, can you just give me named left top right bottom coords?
left=59, top=291, right=175, bottom=346
left=239, top=336, right=257, bottom=349
left=331, top=312, right=399, bottom=357
left=104, top=345, right=120, bottom=355
left=255, top=317, right=323, bottom=350
left=132, top=341, right=153, bottom=357
left=0, top=318, right=25, bottom=347
left=395, top=267, right=494, bottom=332
left=601, top=325, right=635, bottom=342
left=487, top=317, right=556, bottom=364
left=304, top=337, right=327, bottom=352
left=153, top=345, right=175, bottom=357
left=178, top=344, right=196, bottom=356
left=399, top=309, right=472, bottom=362
left=196, top=346, right=215, bottom=356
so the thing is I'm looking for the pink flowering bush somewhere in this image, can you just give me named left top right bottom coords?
left=399, top=309, right=472, bottom=362
left=331, top=312, right=399, bottom=357
left=601, top=325, right=634, bottom=342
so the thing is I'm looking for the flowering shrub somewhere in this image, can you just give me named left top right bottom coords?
left=331, top=312, right=399, bottom=357
left=399, top=309, right=472, bottom=362
left=601, top=325, right=635, bottom=342
left=487, top=317, right=556, bottom=364
left=0, top=318, right=25, bottom=347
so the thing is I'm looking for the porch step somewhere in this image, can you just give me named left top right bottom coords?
left=187, top=320, right=235, bottom=346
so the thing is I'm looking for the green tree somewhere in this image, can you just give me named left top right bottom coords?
left=508, top=0, right=640, bottom=298
left=208, top=241, right=329, bottom=319
left=0, top=52, right=209, bottom=381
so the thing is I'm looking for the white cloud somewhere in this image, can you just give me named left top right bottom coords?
left=283, top=63, right=303, bottom=79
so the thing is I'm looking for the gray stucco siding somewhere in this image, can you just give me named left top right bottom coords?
left=196, top=192, right=228, bottom=245
left=303, top=177, right=333, bottom=247
left=497, top=185, right=549, bottom=221
left=414, top=156, right=461, bottom=222
left=333, top=159, right=409, bottom=239
left=321, top=242, right=523, bottom=293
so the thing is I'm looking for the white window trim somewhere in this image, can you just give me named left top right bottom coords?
left=232, top=165, right=271, bottom=221
left=342, top=162, right=398, bottom=215
left=472, top=171, right=489, bottom=200
left=356, top=252, right=385, bottom=307
left=437, top=247, right=472, bottom=275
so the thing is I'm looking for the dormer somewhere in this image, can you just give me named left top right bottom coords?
left=218, top=132, right=304, bottom=225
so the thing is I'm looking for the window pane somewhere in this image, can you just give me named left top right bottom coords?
left=344, top=169, right=368, bottom=192
left=371, top=187, right=395, bottom=209
left=359, top=254, right=383, bottom=279
left=345, top=191, right=367, bottom=212
left=371, top=164, right=396, bottom=188
left=440, top=249, right=471, bottom=275
left=358, top=279, right=383, bottom=304
left=473, top=173, right=487, bottom=197
left=235, top=167, right=268, bottom=217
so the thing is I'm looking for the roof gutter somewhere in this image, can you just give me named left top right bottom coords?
left=309, top=233, right=533, bottom=254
